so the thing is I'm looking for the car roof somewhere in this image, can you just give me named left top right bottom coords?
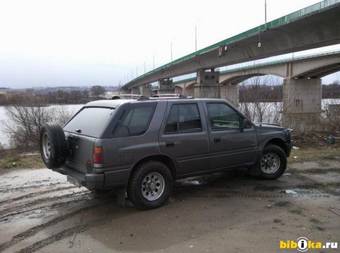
left=84, top=98, right=227, bottom=108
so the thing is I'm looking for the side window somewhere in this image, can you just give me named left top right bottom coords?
left=164, top=104, right=202, bottom=134
left=114, top=105, right=155, bottom=137
left=207, top=103, right=241, bottom=130
left=164, top=105, right=178, bottom=134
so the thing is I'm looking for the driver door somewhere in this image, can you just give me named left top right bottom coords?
left=206, top=102, right=258, bottom=170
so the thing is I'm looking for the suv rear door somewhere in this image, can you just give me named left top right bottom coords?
left=159, top=101, right=210, bottom=177
left=64, top=106, right=115, bottom=173
left=205, top=102, right=258, bottom=169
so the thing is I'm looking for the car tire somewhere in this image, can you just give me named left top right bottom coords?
left=40, top=124, right=68, bottom=169
left=128, top=161, right=173, bottom=210
left=249, top=144, right=287, bottom=180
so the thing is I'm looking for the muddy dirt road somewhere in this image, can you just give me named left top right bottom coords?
left=0, top=159, right=339, bottom=253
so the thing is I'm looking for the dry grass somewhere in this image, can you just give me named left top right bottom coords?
left=0, top=150, right=44, bottom=169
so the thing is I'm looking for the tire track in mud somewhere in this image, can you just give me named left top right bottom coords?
left=16, top=223, right=90, bottom=253
left=0, top=186, right=78, bottom=206
left=0, top=192, right=91, bottom=220
left=0, top=195, right=93, bottom=223
left=0, top=181, right=66, bottom=194
left=0, top=200, right=111, bottom=252
left=15, top=208, right=115, bottom=253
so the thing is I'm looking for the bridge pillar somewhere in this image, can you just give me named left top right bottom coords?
left=194, top=70, right=220, bottom=98
left=282, top=78, right=322, bottom=133
left=182, top=83, right=195, bottom=97
left=158, top=79, right=175, bottom=94
left=140, top=84, right=152, bottom=97
left=220, top=83, right=239, bottom=107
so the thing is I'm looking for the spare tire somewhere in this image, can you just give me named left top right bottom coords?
left=40, top=124, right=68, bottom=169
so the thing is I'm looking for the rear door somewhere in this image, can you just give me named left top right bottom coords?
left=64, top=106, right=115, bottom=172
left=159, top=101, right=210, bottom=177
left=205, top=102, right=258, bottom=169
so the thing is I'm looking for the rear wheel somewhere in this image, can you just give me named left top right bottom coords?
left=250, top=144, right=287, bottom=179
left=128, top=161, right=173, bottom=209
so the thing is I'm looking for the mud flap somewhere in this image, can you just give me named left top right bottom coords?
left=67, top=176, right=82, bottom=187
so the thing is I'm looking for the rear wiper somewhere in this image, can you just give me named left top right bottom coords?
left=75, top=129, right=82, bottom=133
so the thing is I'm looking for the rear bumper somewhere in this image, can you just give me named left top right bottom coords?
left=54, top=165, right=129, bottom=190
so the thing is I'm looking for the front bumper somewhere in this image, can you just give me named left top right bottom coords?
left=286, top=141, right=293, bottom=157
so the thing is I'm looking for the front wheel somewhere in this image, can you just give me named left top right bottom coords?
left=250, top=144, right=287, bottom=179
left=128, top=161, right=173, bottom=210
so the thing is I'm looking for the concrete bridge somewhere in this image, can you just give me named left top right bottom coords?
left=122, top=0, right=340, bottom=132
left=172, top=50, right=340, bottom=132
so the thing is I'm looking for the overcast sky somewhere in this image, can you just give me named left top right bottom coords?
left=0, top=0, right=339, bottom=88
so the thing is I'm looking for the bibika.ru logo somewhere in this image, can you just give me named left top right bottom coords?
left=280, top=237, right=338, bottom=252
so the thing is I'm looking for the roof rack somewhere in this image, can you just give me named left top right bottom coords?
left=113, top=93, right=194, bottom=101
left=112, top=94, right=142, bottom=100
left=137, top=94, right=194, bottom=101
left=151, top=93, right=181, bottom=98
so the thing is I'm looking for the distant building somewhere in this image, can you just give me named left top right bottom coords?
left=0, top=87, right=9, bottom=94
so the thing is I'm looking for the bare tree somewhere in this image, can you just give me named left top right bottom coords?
left=90, top=85, right=106, bottom=97
left=4, top=97, right=72, bottom=150
left=239, top=76, right=282, bottom=124
left=322, top=100, right=340, bottom=132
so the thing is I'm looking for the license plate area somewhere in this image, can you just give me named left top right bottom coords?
left=67, top=135, right=79, bottom=161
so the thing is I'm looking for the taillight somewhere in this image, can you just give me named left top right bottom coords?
left=93, top=145, right=104, bottom=167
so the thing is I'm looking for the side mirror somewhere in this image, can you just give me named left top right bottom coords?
left=240, top=118, right=252, bottom=132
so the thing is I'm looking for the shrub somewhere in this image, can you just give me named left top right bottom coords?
left=4, top=98, right=72, bottom=150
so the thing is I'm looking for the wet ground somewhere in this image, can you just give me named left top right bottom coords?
left=0, top=160, right=340, bottom=253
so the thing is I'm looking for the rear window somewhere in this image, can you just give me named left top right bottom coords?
left=64, top=107, right=115, bottom=137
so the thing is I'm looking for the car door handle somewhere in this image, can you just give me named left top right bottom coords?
left=213, top=138, right=221, bottom=143
left=165, top=142, right=175, bottom=147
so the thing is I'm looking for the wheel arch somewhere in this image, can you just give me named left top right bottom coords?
left=263, top=138, right=288, bottom=156
left=129, top=154, right=177, bottom=180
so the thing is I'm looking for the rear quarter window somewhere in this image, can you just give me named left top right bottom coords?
left=64, top=107, right=115, bottom=137
left=113, top=103, right=156, bottom=137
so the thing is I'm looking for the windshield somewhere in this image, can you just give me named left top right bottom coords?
left=64, top=107, right=115, bottom=137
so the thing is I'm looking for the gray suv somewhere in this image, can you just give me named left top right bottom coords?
left=40, top=98, right=292, bottom=209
